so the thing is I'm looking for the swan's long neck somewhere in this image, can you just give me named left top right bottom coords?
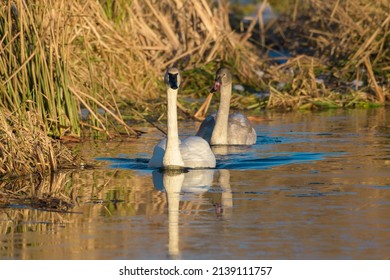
left=210, top=84, right=231, bottom=145
left=163, top=88, right=185, bottom=168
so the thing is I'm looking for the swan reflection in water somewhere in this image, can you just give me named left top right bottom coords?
left=152, top=168, right=233, bottom=259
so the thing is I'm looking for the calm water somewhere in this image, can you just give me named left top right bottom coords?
left=1, top=109, right=389, bottom=259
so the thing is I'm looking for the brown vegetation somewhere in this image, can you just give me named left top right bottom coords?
left=248, top=0, right=389, bottom=109
left=0, top=171, right=76, bottom=212
left=0, top=0, right=388, bottom=181
left=0, top=108, right=77, bottom=179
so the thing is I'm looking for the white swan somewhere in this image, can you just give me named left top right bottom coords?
left=149, top=68, right=216, bottom=169
left=196, top=68, right=257, bottom=145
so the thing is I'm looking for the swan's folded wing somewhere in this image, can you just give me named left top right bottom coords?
left=228, top=113, right=257, bottom=145
left=180, top=136, right=216, bottom=168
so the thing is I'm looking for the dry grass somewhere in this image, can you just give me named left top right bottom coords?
left=1, top=0, right=388, bottom=129
left=0, top=108, right=77, bottom=179
left=127, top=0, right=263, bottom=78
left=1, top=0, right=266, bottom=134
left=256, top=0, right=389, bottom=109
left=0, top=0, right=144, bottom=138
left=0, top=0, right=389, bottom=180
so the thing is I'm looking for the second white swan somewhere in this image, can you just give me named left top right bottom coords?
left=196, top=68, right=257, bottom=145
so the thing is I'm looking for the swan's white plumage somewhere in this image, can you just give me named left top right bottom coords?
left=148, top=136, right=216, bottom=168
left=179, top=136, right=216, bottom=168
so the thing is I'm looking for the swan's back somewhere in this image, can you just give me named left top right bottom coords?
left=196, top=112, right=256, bottom=145
left=228, top=112, right=257, bottom=145
left=148, top=136, right=216, bottom=168
left=180, top=136, right=216, bottom=168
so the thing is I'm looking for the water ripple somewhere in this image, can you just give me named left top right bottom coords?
left=216, top=152, right=342, bottom=170
left=97, top=151, right=343, bottom=171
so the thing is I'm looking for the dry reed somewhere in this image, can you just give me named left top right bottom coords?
left=0, top=0, right=142, bottom=138
left=260, top=0, right=389, bottom=109
left=1, top=0, right=266, bottom=136
left=0, top=108, right=77, bottom=179
left=1, top=0, right=388, bottom=132
left=0, top=0, right=389, bottom=180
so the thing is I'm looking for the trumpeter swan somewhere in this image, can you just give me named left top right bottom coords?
left=149, top=68, right=216, bottom=169
left=196, top=68, right=257, bottom=145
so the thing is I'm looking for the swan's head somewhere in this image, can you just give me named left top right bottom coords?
left=164, top=67, right=181, bottom=90
left=211, top=67, right=232, bottom=93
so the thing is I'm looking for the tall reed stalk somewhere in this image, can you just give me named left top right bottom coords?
left=0, top=1, right=140, bottom=138
left=0, top=1, right=80, bottom=137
